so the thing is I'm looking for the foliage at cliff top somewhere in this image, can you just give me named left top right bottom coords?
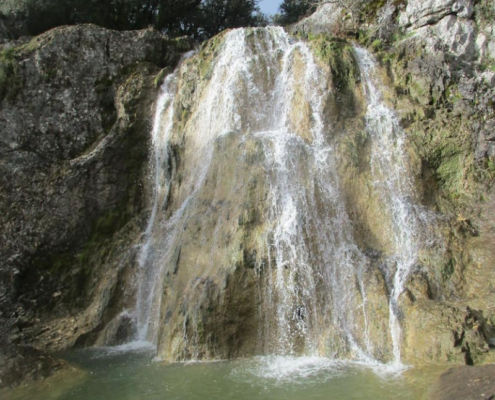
left=20, top=0, right=268, bottom=40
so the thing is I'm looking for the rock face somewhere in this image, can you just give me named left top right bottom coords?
left=134, top=19, right=494, bottom=366
left=398, top=0, right=474, bottom=29
left=0, top=345, right=66, bottom=388
left=136, top=0, right=495, bottom=366
left=135, top=28, right=398, bottom=362
left=0, top=24, right=189, bottom=388
left=292, top=0, right=495, bottom=366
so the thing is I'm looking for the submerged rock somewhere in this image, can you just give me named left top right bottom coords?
left=429, top=364, right=495, bottom=400
left=0, top=345, right=66, bottom=389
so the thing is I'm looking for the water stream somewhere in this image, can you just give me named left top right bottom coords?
left=354, top=46, right=433, bottom=365
left=132, top=28, right=431, bottom=369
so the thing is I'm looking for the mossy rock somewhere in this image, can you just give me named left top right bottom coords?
left=0, top=46, right=22, bottom=101
left=309, top=35, right=359, bottom=93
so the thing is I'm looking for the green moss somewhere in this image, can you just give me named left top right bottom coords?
left=410, top=81, right=426, bottom=98
left=380, top=51, right=397, bottom=64
left=309, top=35, right=358, bottom=92
left=475, top=0, right=495, bottom=25
left=17, top=35, right=45, bottom=54
left=361, top=0, right=386, bottom=22
left=371, top=39, right=382, bottom=51
left=45, top=205, right=132, bottom=306
left=445, top=83, right=463, bottom=104
left=95, top=210, right=122, bottom=237
left=479, top=59, right=495, bottom=73
left=390, top=30, right=416, bottom=44
left=170, top=36, right=193, bottom=52
left=441, top=258, right=456, bottom=281
left=357, top=29, right=372, bottom=46
left=0, top=47, right=22, bottom=101
left=197, top=31, right=226, bottom=81
left=437, top=154, right=468, bottom=196
left=154, top=68, right=171, bottom=88
left=180, top=108, right=190, bottom=123
left=488, top=159, right=495, bottom=174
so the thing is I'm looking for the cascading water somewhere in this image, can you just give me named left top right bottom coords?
left=133, top=27, right=431, bottom=368
left=354, top=46, right=433, bottom=365
left=135, top=66, right=180, bottom=344
left=252, top=32, right=371, bottom=358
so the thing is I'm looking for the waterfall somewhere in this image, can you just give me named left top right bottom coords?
left=136, top=62, right=181, bottom=343
left=132, top=28, right=431, bottom=367
left=252, top=32, right=371, bottom=357
left=354, top=46, right=431, bottom=365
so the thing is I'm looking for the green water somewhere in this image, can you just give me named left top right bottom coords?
left=4, top=347, right=444, bottom=400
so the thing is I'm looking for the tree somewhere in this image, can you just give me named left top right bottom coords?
left=25, top=0, right=73, bottom=35
left=155, top=0, right=202, bottom=37
left=25, top=0, right=265, bottom=40
left=273, top=0, right=317, bottom=25
left=198, top=0, right=263, bottom=39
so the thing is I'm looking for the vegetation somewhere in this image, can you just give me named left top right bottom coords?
left=309, top=35, right=357, bottom=91
left=273, top=0, right=315, bottom=25
left=474, top=0, right=495, bottom=25
left=0, top=47, right=21, bottom=101
left=24, top=0, right=267, bottom=40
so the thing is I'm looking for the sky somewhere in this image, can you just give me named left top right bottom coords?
left=258, top=0, right=283, bottom=15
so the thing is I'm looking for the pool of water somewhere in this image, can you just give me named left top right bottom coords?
left=4, top=346, right=446, bottom=400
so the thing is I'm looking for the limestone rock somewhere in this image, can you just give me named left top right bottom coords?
left=398, top=0, right=474, bottom=29
left=413, top=15, right=478, bottom=59
left=1, top=0, right=495, bottom=388
left=0, top=24, right=189, bottom=387
left=290, top=3, right=354, bottom=36
left=295, top=0, right=495, bottom=368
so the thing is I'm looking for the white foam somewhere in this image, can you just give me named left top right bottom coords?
left=90, top=341, right=156, bottom=358
left=239, top=355, right=413, bottom=383
left=245, top=356, right=346, bottom=382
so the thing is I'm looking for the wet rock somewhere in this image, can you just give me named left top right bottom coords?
left=295, top=0, right=495, bottom=367
left=1, top=0, right=495, bottom=384
left=0, top=345, right=66, bottom=389
left=428, top=364, right=495, bottom=400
